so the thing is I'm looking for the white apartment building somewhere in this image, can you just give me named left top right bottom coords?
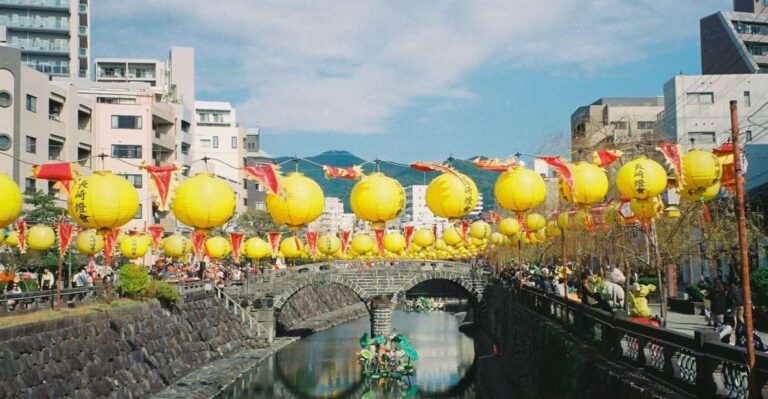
left=0, top=0, right=90, bottom=78
left=244, top=127, right=272, bottom=211
left=308, top=197, right=357, bottom=233
left=400, top=185, right=450, bottom=234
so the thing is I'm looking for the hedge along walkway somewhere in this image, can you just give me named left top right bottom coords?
left=0, top=299, right=138, bottom=329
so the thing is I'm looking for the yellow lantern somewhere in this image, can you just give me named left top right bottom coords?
left=469, top=221, right=491, bottom=239
left=435, top=239, right=447, bottom=250
left=205, top=236, right=232, bottom=259
left=162, top=235, right=189, bottom=258
left=0, top=174, right=22, bottom=229
left=443, top=227, right=463, bottom=247
left=558, top=162, right=608, bottom=205
left=76, top=229, right=104, bottom=256
left=68, top=171, right=139, bottom=231
left=490, top=232, right=506, bottom=245
left=535, top=228, right=547, bottom=242
left=571, top=210, right=589, bottom=230
left=526, top=213, right=546, bottom=231
left=317, top=234, right=341, bottom=256
left=27, top=225, right=56, bottom=251
left=547, top=221, right=561, bottom=237
left=244, top=237, right=270, bottom=259
left=279, top=237, right=304, bottom=258
left=557, top=212, right=570, bottom=230
left=350, top=173, right=405, bottom=227
left=604, top=203, right=620, bottom=225
left=172, top=173, right=235, bottom=232
left=680, top=182, right=720, bottom=202
left=495, top=167, right=546, bottom=212
left=412, top=229, right=435, bottom=248
left=630, top=197, right=663, bottom=221
left=266, top=172, right=324, bottom=229
left=615, top=158, right=667, bottom=200
left=498, top=218, right=520, bottom=237
left=426, top=172, right=479, bottom=220
left=682, top=150, right=722, bottom=191
left=383, top=232, right=406, bottom=253
left=351, top=234, right=374, bottom=255
left=4, top=231, right=19, bottom=247
left=120, top=235, right=151, bottom=259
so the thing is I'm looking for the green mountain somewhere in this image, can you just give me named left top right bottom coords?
left=273, top=150, right=499, bottom=211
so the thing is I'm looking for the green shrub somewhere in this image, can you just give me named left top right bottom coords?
left=118, top=264, right=151, bottom=297
left=18, top=279, right=38, bottom=292
left=151, top=280, right=180, bottom=305
left=751, top=267, right=768, bottom=306
left=638, top=276, right=659, bottom=287
left=686, top=284, right=705, bottom=302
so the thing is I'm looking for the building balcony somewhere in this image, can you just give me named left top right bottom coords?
left=18, top=44, right=69, bottom=54
left=152, top=132, right=175, bottom=152
left=78, top=3, right=86, bottom=13
left=78, top=47, right=86, bottom=58
left=0, top=0, right=70, bottom=11
left=1, top=19, right=70, bottom=32
left=26, top=62, right=69, bottom=75
left=78, top=25, right=86, bottom=35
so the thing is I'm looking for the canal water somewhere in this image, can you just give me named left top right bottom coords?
left=218, top=310, right=478, bottom=398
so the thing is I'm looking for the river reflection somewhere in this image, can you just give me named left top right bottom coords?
left=218, top=310, right=476, bottom=398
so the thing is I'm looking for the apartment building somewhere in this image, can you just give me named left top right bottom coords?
left=701, top=1, right=768, bottom=74
left=243, top=127, right=272, bottom=211
left=400, top=185, right=450, bottom=234
left=307, top=197, right=357, bottom=233
left=0, top=0, right=90, bottom=78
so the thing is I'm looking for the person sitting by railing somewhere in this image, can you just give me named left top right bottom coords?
left=5, top=279, right=22, bottom=310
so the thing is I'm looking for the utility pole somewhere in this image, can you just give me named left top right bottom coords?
left=730, top=100, right=756, bottom=381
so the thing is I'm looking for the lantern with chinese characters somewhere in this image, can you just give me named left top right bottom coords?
left=426, top=172, right=479, bottom=220
left=630, top=196, right=663, bottom=222
left=525, top=213, right=546, bottom=231
left=266, top=172, right=324, bottom=229
left=443, top=227, right=463, bottom=247
left=558, top=162, right=608, bottom=206
left=350, top=173, right=405, bottom=227
left=0, top=174, right=22, bottom=229
left=469, top=221, right=491, bottom=239
left=412, top=229, right=435, bottom=248
left=680, top=182, right=721, bottom=202
left=317, top=234, right=341, bottom=256
left=27, top=225, right=55, bottom=251
left=498, top=218, right=520, bottom=237
left=205, top=236, right=231, bottom=259
left=244, top=237, right=271, bottom=259
left=280, top=237, right=304, bottom=258
left=495, top=167, right=546, bottom=213
left=351, top=234, right=374, bottom=255
left=615, top=158, right=667, bottom=200
left=172, top=173, right=235, bottom=232
left=68, top=171, right=140, bottom=231
left=76, top=229, right=104, bottom=256
left=682, top=150, right=722, bottom=191
left=162, top=235, right=190, bottom=258
left=120, top=235, right=151, bottom=259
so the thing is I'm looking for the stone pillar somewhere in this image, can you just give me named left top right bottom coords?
left=370, top=298, right=392, bottom=337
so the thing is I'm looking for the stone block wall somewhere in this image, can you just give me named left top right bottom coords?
left=0, top=297, right=259, bottom=399
left=277, top=282, right=364, bottom=331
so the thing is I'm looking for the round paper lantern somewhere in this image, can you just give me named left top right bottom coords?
left=443, top=227, right=463, bottom=247
left=266, top=172, right=324, bottom=229
left=469, top=221, right=491, bottom=239
left=172, top=173, right=236, bottom=232
left=68, top=171, right=139, bottom=231
left=547, top=221, right=561, bottom=237
left=615, top=158, right=667, bottom=200
left=4, top=231, right=19, bottom=247
left=425, top=172, right=479, bottom=220
left=120, top=235, right=150, bottom=259
left=557, top=212, right=570, bottom=230
left=412, top=229, right=435, bottom=248
left=558, top=162, right=608, bottom=205
left=383, top=232, right=406, bottom=253
left=498, top=218, right=520, bottom=237
left=351, top=234, right=374, bottom=255
left=205, top=236, right=231, bottom=259
left=350, top=173, right=405, bottom=227
left=495, top=167, right=546, bottom=212
left=244, top=237, right=271, bottom=259
left=535, top=228, right=547, bottom=242
left=316, top=234, right=340, bottom=256
left=526, top=213, right=546, bottom=231
left=680, top=182, right=721, bottom=202
left=76, top=229, right=104, bottom=256
left=163, top=235, right=189, bottom=258
left=0, top=174, right=22, bottom=229
left=682, top=150, right=722, bottom=191
left=27, top=225, right=55, bottom=251
left=279, top=237, right=304, bottom=258
left=490, top=232, right=506, bottom=245
left=434, top=239, right=447, bottom=250
left=630, top=197, right=663, bottom=221
left=571, top=210, right=588, bottom=230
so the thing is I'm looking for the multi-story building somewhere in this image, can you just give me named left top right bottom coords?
left=0, top=45, right=93, bottom=202
left=400, top=185, right=450, bottom=234
left=308, top=197, right=349, bottom=233
left=244, top=127, right=272, bottom=211
left=700, top=1, right=768, bottom=74
left=94, top=58, right=166, bottom=89
left=570, top=97, right=664, bottom=160
left=0, top=0, right=90, bottom=78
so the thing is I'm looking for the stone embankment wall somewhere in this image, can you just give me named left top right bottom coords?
left=277, top=282, right=365, bottom=331
left=483, top=286, right=686, bottom=399
left=0, top=297, right=260, bottom=399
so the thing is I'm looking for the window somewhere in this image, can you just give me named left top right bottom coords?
left=47, top=181, right=58, bottom=195
left=213, top=136, right=219, bottom=148
left=181, top=142, right=190, bottom=155
left=118, top=174, right=143, bottom=188
left=111, top=115, right=142, bottom=129
left=48, top=139, right=63, bottom=160
left=200, top=138, right=212, bottom=148
left=637, top=121, right=655, bottom=130
left=25, top=136, right=36, bottom=153
left=243, top=179, right=248, bottom=189
left=746, top=130, right=753, bottom=142
left=26, top=95, right=37, bottom=112
left=243, top=198, right=248, bottom=206
left=744, top=91, right=751, bottom=107
left=97, top=97, right=136, bottom=105
left=689, top=132, right=716, bottom=148
left=111, top=145, right=142, bottom=158
left=231, top=136, right=237, bottom=149
left=610, top=121, right=627, bottom=130
left=133, top=204, right=143, bottom=219
left=688, top=92, right=714, bottom=105
left=25, top=178, right=36, bottom=194
left=0, top=134, right=11, bottom=151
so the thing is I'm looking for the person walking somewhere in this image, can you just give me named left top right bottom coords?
left=709, top=281, right=728, bottom=327
left=40, top=268, right=54, bottom=291
left=727, top=281, right=745, bottom=327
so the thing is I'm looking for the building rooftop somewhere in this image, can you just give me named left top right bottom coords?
left=195, top=100, right=232, bottom=110
left=591, top=97, right=664, bottom=107
left=95, top=58, right=163, bottom=64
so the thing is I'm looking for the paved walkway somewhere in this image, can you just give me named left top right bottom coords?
left=650, top=304, right=768, bottom=344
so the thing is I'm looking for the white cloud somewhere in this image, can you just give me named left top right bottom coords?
left=95, top=0, right=726, bottom=133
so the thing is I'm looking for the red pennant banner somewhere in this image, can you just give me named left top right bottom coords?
left=191, top=230, right=207, bottom=260
left=305, top=230, right=318, bottom=257
left=657, top=143, right=683, bottom=185
left=267, top=231, right=282, bottom=257
left=489, top=211, right=501, bottom=224
left=539, top=156, right=574, bottom=193
left=403, top=226, right=415, bottom=248
left=713, top=143, right=738, bottom=192
left=229, top=232, right=245, bottom=262
left=591, top=150, right=623, bottom=168
left=56, top=222, right=74, bottom=256
left=461, top=220, right=470, bottom=242
left=147, top=225, right=164, bottom=250
left=374, top=228, right=385, bottom=256
left=31, top=163, right=77, bottom=192
left=16, top=221, right=27, bottom=253
left=142, top=164, right=182, bottom=212
left=243, top=164, right=281, bottom=194
left=323, top=165, right=363, bottom=180
left=103, top=228, right=120, bottom=265
left=410, top=162, right=457, bottom=175
left=340, top=230, right=351, bottom=254
left=472, top=158, right=516, bottom=172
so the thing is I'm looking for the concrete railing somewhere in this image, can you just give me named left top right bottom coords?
left=0, top=286, right=98, bottom=315
left=212, top=284, right=273, bottom=343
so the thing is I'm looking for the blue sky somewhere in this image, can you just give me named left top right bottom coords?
left=92, top=0, right=729, bottom=162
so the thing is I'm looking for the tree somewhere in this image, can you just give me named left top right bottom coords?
left=22, top=190, right=66, bottom=225
left=235, top=209, right=284, bottom=236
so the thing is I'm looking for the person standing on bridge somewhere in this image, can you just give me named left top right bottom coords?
left=709, top=281, right=728, bottom=327
left=727, top=281, right=745, bottom=328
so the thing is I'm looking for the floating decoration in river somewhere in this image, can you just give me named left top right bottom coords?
left=358, top=332, right=417, bottom=380
left=67, top=171, right=140, bottom=232
left=266, top=172, right=324, bottom=230
left=172, top=173, right=236, bottom=233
